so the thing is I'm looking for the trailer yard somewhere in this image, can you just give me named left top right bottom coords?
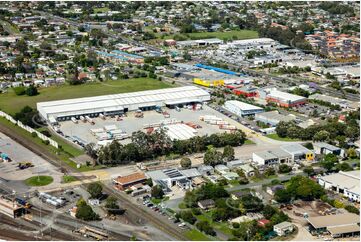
left=56, top=105, right=238, bottom=146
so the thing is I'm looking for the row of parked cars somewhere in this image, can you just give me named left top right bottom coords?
left=142, top=196, right=166, bottom=215
left=141, top=195, right=188, bottom=229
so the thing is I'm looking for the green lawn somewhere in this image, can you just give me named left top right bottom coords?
left=0, top=20, right=20, bottom=34
left=185, top=229, right=213, bottom=241
left=154, top=30, right=258, bottom=41
left=36, top=127, right=84, bottom=157
left=0, top=78, right=174, bottom=115
left=151, top=196, right=170, bottom=205
left=178, top=202, right=187, bottom=209
left=244, top=139, right=255, bottom=145
left=62, top=175, right=77, bottom=183
left=93, top=7, right=110, bottom=13
left=195, top=211, right=233, bottom=238
left=266, top=134, right=301, bottom=141
left=25, top=176, right=53, bottom=186
left=187, top=30, right=259, bottom=40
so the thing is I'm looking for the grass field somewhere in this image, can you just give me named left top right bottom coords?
left=244, top=139, right=255, bottom=145
left=62, top=175, right=77, bottom=183
left=0, top=78, right=174, bottom=115
left=196, top=211, right=233, bottom=237
left=184, top=229, right=213, bottom=241
left=155, top=30, right=259, bottom=41
left=266, top=133, right=301, bottom=141
left=36, top=127, right=84, bottom=157
left=0, top=20, right=20, bottom=34
left=93, top=7, right=110, bottom=13
left=25, top=176, right=53, bottom=186
left=186, top=30, right=258, bottom=40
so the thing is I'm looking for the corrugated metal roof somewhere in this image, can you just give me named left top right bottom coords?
left=37, top=86, right=210, bottom=118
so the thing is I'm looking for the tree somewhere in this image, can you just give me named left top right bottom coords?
left=14, top=106, right=39, bottom=128
left=303, top=142, right=314, bottom=150
left=346, top=148, right=358, bottom=158
left=321, top=153, right=339, bottom=171
left=84, top=143, right=97, bottom=160
left=223, top=145, right=235, bottom=161
left=15, top=38, right=28, bottom=53
left=196, top=220, right=216, bottom=236
left=105, top=196, right=119, bottom=209
left=276, top=121, right=291, bottom=138
left=345, top=205, right=360, bottom=214
left=76, top=198, right=87, bottom=207
left=274, top=189, right=292, bottom=203
left=240, top=194, right=264, bottom=212
left=87, top=182, right=103, bottom=199
left=263, top=205, right=277, bottom=219
left=287, top=175, right=325, bottom=201
left=76, top=204, right=99, bottom=221
left=336, top=162, right=353, bottom=172
left=180, top=157, right=192, bottom=169
left=204, top=147, right=223, bottom=166
left=303, top=166, right=315, bottom=176
left=278, top=164, right=292, bottom=174
left=145, top=178, right=153, bottom=187
left=25, top=85, right=39, bottom=96
left=264, top=167, right=276, bottom=177
left=13, top=86, right=26, bottom=96
left=313, top=130, right=330, bottom=142
left=151, top=185, right=164, bottom=199
left=178, top=210, right=196, bottom=224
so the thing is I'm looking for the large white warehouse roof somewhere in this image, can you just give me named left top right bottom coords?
left=37, top=86, right=210, bottom=121
left=225, top=100, right=263, bottom=111
left=267, top=90, right=306, bottom=103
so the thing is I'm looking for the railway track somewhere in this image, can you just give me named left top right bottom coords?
left=102, top=185, right=188, bottom=241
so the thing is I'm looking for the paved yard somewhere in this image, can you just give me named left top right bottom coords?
left=0, top=132, right=63, bottom=193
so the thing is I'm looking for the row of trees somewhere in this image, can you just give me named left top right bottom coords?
left=259, top=26, right=312, bottom=51
left=13, top=85, right=39, bottom=96
left=278, top=66, right=311, bottom=75
left=179, top=183, right=290, bottom=240
left=203, top=145, right=235, bottom=166
left=275, top=112, right=360, bottom=144
left=95, top=129, right=246, bottom=165
left=309, top=99, right=341, bottom=111
left=274, top=175, right=325, bottom=203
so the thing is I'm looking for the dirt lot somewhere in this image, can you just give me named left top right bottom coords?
left=281, top=200, right=360, bottom=241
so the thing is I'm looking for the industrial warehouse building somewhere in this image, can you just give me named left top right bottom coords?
left=253, top=144, right=313, bottom=166
left=223, top=100, right=264, bottom=117
left=266, top=89, right=307, bottom=108
left=306, top=213, right=360, bottom=238
left=37, top=86, right=210, bottom=123
left=255, top=111, right=296, bottom=127
left=252, top=148, right=292, bottom=166
left=318, top=170, right=360, bottom=202
left=146, top=168, right=191, bottom=191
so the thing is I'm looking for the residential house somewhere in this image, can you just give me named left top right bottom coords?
left=215, top=164, right=229, bottom=175
left=197, top=199, right=215, bottom=210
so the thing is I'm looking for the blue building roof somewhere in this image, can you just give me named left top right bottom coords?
left=194, top=63, right=247, bottom=77
left=111, top=50, right=144, bottom=59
